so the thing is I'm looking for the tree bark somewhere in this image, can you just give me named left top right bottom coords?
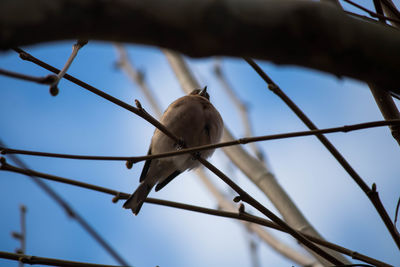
left=1, top=0, right=400, bottom=91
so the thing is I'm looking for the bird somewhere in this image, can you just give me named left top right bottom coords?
left=123, top=87, right=223, bottom=215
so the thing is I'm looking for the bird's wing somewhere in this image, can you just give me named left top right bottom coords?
left=154, top=170, right=182, bottom=192
left=139, top=147, right=152, bottom=182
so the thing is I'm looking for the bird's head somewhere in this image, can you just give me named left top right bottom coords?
left=190, top=86, right=210, bottom=100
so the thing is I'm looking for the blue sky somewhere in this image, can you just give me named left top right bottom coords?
left=1, top=4, right=400, bottom=266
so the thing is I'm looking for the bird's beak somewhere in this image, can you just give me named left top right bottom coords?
left=199, top=86, right=207, bottom=97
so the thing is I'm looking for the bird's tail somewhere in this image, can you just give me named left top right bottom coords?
left=123, top=181, right=154, bottom=215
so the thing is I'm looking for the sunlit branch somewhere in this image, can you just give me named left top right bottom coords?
left=48, top=39, right=88, bottom=96
left=0, top=251, right=123, bottom=267
left=244, top=57, right=400, bottom=250
left=0, top=159, right=391, bottom=266
left=114, top=44, right=163, bottom=118
left=213, top=60, right=264, bottom=161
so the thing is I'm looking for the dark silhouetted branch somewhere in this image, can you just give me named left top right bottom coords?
left=0, top=68, right=56, bottom=84
left=0, top=251, right=123, bottom=267
left=2, top=119, right=400, bottom=164
left=342, top=0, right=400, bottom=23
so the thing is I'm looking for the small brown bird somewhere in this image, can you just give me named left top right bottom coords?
left=123, top=87, right=223, bottom=215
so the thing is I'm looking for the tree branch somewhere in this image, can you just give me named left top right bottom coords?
left=48, top=39, right=88, bottom=96
left=0, top=251, right=123, bottom=267
left=2, top=119, right=400, bottom=163
left=114, top=44, right=163, bottom=118
left=0, top=68, right=56, bottom=84
left=2, top=0, right=400, bottom=91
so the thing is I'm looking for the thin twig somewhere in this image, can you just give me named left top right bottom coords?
left=0, top=251, right=123, bottom=267
left=244, top=57, right=400, bottom=250
left=20, top=205, right=26, bottom=267
left=0, top=68, right=56, bottom=84
left=0, top=159, right=391, bottom=267
left=394, top=197, right=400, bottom=234
left=0, top=141, right=130, bottom=266
left=11, top=205, right=27, bottom=267
left=48, top=40, right=88, bottom=96
left=2, top=119, right=399, bottom=163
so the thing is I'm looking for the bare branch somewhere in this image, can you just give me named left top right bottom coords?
left=0, top=159, right=392, bottom=267
left=2, top=0, right=400, bottom=91
left=11, top=205, right=27, bottom=267
left=0, top=251, right=123, bottom=267
left=0, top=68, right=56, bottom=84
left=2, top=119, right=400, bottom=163
left=244, top=57, right=400, bottom=250
left=395, top=197, right=400, bottom=233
